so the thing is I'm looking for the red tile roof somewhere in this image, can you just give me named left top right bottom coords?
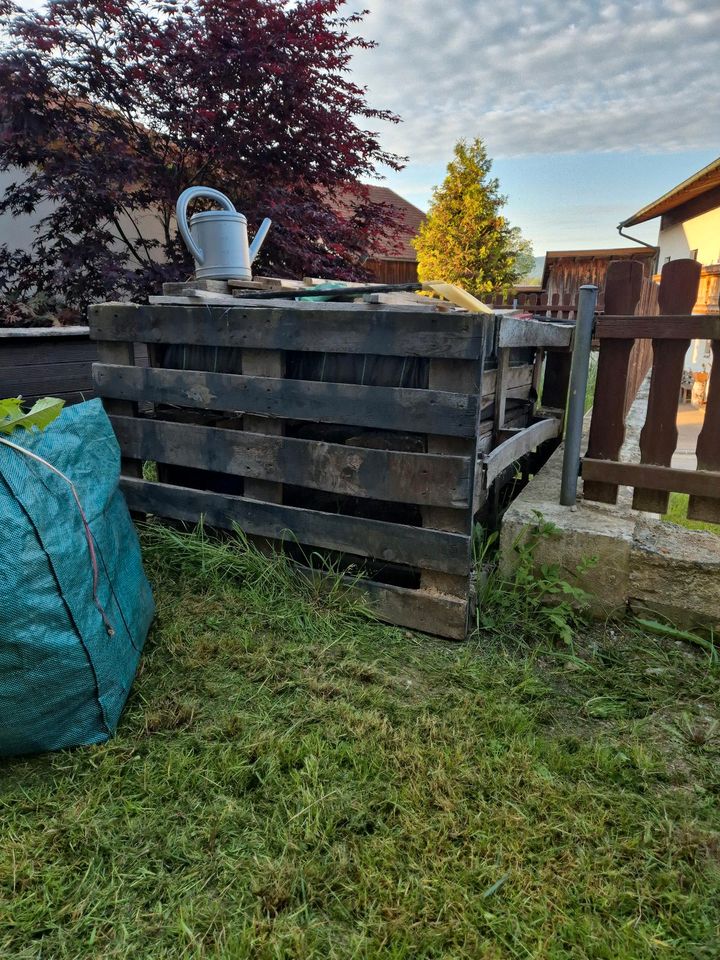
left=363, top=185, right=426, bottom=261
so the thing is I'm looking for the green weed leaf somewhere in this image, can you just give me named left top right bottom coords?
left=0, top=396, right=64, bottom=435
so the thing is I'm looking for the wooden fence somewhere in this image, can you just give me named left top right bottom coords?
left=583, top=258, right=720, bottom=522
left=489, top=291, right=579, bottom=319
left=89, top=299, right=573, bottom=639
left=491, top=263, right=660, bottom=417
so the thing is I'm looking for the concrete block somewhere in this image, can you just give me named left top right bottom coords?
left=628, top=519, right=720, bottom=629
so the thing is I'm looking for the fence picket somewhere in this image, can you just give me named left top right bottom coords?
left=687, top=338, right=720, bottom=522
left=583, top=260, right=644, bottom=503
left=633, top=260, right=702, bottom=512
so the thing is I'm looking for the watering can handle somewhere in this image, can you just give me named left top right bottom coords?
left=176, top=187, right=236, bottom=266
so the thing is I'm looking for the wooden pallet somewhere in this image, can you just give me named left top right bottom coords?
left=89, top=294, right=569, bottom=639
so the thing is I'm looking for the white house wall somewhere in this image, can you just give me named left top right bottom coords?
left=0, top=166, right=169, bottom=267
left=658, top=206, right=720, bottom=266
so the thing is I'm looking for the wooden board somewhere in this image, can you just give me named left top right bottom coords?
left=688, top=339, right=720, bottom=522
left=493, top=348, right=510, bottom=434
left=92, top=363, right=479, bottom=437
left=421, top=354, right=483, bottom=598
left=89, top=303, right=485, bottom=359
left=497, top=318, right=572, bottom=349
left=634, top=259, right=702, bottom=512
left=597, top=316, right=720, bottom=339
left=582, top=459, right=720, bottom=499
left=298, top=566, right=470, bottom=640
left=241, top=347, right=284, bottom=504
left=111, top=415, right=472, bottom=508
left=483, top=418, right=563, bottom=486
left=96, top=342, right=141, bottom=477
left=121, top=477, right=471, bottom=575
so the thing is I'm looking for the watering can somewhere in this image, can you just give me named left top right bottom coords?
left=176, top=186, right=272, bottom=281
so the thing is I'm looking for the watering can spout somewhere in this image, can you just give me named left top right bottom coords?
left=249, top=218, right=272, bottom=263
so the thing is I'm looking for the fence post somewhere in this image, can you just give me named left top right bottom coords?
left=560, top=284, right=598, bottom=506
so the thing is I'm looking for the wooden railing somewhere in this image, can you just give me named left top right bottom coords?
left=583, top=258, right=720, bottom=522
left=489, top=291, right=579, bottom=318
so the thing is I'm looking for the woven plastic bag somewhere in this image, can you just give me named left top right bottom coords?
left=0, top=399, right=154, bottom=756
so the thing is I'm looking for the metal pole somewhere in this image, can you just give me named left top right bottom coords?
left=560, top=284, right=598, bottom=506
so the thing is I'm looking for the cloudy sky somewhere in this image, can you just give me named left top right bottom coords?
left=351, top=0, right=720, bottom=253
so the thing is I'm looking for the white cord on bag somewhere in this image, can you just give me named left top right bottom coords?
left=0, top=435, right=115, bottom=636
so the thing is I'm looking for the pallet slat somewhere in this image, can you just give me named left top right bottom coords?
left=89, top=303, right=486, bottom=359
left=483, top=417, right=562, bottom=486
left=93, top=363, right=479, bottom=437
left=121, top=477, right=471, bottom=574
left=111, top=415, right=472, bottom=508
left=497, top=318, right=572, bottom=348
left=298, top=565, right=470, bottom=640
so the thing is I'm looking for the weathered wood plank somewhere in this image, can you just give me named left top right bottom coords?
left=634, top=259, right=702, bottom=512
left=687, top=339, right=720, bottom=522
left=88, top=303, right=486, bottom=359
left=298, top=565, right=469, bottom=640
left=96, top=342, right=141, bottom=478
left=241, top=348, right=284, bottom=504
left=110, top=415, right=472, bottom=508
left=481, top=362, right=534, bottom=395
left=483, top=418, right=563, bottom=486
left=497, top=318, right=572, bottom=348
left=597, top=315, right=720, bottom=339
left=493, top=347, right=510, bottom=434
left=583, top=260, right=645, bottom=503
left=92, top=363, right=479, bottom=437
left=120, top=477, right=471, bottom=575
left=422, top=354, right=483, bottom=597
left=582, top=459, right=720, bottom=498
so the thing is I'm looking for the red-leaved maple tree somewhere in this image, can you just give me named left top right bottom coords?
left=0, top=0, right=404, bottom=310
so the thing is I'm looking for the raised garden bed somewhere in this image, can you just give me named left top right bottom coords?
left=0, top=325, right=98, bottom=405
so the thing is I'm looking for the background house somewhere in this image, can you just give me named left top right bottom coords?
left=621, top=156, right=720, bottom=391
left=540, top=247, right=658, bottom=308
left=621, top=156, right=720, bottom=316
left=360, top=186, right=425, bottom=284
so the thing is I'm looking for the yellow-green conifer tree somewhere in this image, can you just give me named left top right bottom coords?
left=413, top=138, right=534, bottom=296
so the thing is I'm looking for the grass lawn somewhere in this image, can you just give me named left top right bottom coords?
left=663, top=493, right=720, bottom=536
left=1, top=525, right=719, bottom=959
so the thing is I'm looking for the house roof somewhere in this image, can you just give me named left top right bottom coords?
left=363, top=186, right=425, bottom=261
left=621, top=156, right=720, bottom=227
left=543, top=247, right=658, bottom=260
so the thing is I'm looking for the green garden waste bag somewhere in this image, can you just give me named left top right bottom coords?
left=0, top=399, right=154, bottom=756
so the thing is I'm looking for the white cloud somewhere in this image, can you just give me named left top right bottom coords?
left=352, top=0, right=720, bottom=164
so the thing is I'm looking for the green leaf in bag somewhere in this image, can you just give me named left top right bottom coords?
left=0, top=396, right=65, bottom=435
